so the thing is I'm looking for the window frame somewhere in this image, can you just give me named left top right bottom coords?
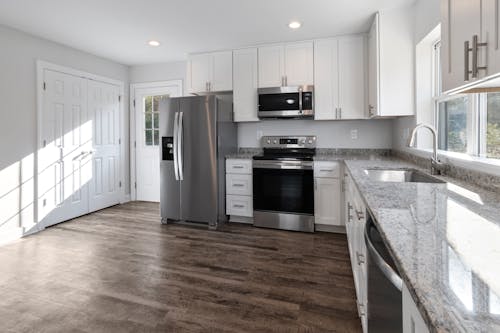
left=431, top=39, right=498, bottom=161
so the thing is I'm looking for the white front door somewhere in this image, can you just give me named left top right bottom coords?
left=133, top=84, right=182, bottom=202
left=38, top=70, right=91, bottom=227
left=88, top=80, right=121, bottom=211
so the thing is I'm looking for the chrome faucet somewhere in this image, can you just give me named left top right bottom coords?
left=407, top=123, right=445, bottom=175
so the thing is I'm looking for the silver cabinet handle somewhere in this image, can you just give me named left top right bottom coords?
left=472, top=35, right=488, bottom=78
left=347, top=203, right=353, bottom=222
left=368, top=104, right=375, bottom=117
left=464, top=40, right=472, bottom=81
left=178, top=111, right=184, bottom=181
left=356, top=251, right=365, bottom=265
left=357, top=302, right=366, bottom=316
left=173, top=112, right=179, bottom=181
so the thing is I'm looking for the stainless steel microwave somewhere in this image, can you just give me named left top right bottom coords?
left=258, top=86, right=314, bottom=119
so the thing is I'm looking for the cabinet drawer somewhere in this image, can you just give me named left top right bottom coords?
left=314, top=161, right=340, bottom=178
left=226, top=195, right=253, bottom=217
left=226, top=174, right=252, bottom=195
left=226, top=159, right=252, bottom=174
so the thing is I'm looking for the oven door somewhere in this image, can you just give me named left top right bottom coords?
left=253, top=160, right=314, bottom=215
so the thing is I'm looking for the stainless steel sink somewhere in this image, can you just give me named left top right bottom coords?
left=363, top=168, right=445, bottom=184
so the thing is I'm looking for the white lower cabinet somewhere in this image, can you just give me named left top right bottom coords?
left=344, top=171, right=368, bottom=333
left=314, top=161, right=342, bottom=228
left=226, top=159, right=253, bottom=220
left=403, top=284, right=430, bottom=333
left=226, top=195, right=253, bottom=217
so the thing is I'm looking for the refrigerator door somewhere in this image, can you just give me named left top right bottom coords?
left=178, top=96, right=218, bottom=226
left=159, top=97, right=180, bottom=223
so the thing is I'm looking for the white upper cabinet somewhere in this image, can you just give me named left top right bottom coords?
left=284, top=42, right=314, bottom=86
left=368, top=7, right=414, bottom=117
left=258, top=45, right=285, bottom=88
left=187, top=54, right=211, bottom=93
left=211, top=51, right=233, bottom=92
left=441, top=0, right=500, bottom=93
left=187, top=51, right=232, bottom=94
left=314, top=36, right=367, bottom=120
left=233, top=48, right=259, bottom=122
left=258, top=42, right=313, bottom=88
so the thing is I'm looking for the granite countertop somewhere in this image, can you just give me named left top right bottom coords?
left=344, top=159, right=500, bottom=333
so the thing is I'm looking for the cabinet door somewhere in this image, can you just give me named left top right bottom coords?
left=187, top=54, right=211, bottom=94
left=258, top=45, right=285, bottom=87
left=313, top=39, right=339, bottom=120
left=367, top=14, right=380, bottom=117
left=441, top=0, right=482, bottom=93
left=403, top=284, right=430, bottom=333
left=233, top=48, right=259, bottom=122
left=482, top=0, right=500, bottom=77
left=314, top=178, right=341, bottom=226
left=339, top=36, right=367, bottom=119
left=285, top=41, right=314, bottom=86
left=211, top=51, right=233, bottom=92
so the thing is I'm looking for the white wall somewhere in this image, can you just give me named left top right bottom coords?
left=392, top=0, right=440, bottom=150
left=129, top=61, right=186, bottom=93
left=238, top=119, right=394, bottom=148
left=0, top=24, right=129, bottom=241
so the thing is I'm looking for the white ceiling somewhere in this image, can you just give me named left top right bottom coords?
left=0, top=0, right=415, bottom=66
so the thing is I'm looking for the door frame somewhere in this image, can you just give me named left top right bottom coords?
left=130, top=80, right=183, bottom=201
left=36, top=60, right=126, bottom=230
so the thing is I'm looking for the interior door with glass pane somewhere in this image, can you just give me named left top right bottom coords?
left=133, top=86, right=177, bottom=201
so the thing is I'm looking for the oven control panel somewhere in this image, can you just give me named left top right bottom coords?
left=261, top=136, right=317, bottom=149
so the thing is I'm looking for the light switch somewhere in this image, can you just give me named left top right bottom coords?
left=350, top=129, right=358, bottom=140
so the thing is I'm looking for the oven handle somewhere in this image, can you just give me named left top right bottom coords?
left=253, top=161, right=313, bottom=170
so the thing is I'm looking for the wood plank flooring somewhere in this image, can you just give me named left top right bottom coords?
left=0, top=202, right=362, bottom=332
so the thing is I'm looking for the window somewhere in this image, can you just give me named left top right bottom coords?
left=430, top=40, right=500, bottom=160
left=486, top=93, right=500, bottom=158
left=143, top=95, right=164, bottom=146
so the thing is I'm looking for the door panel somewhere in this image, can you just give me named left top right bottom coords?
left=134, top=85, right=182, bottom=202
left=339, top=36, right=366, bottom=119
left=179, top=96, right=217, bottom=224
left=88, top=80, right=120, bottom=211
left=258, top=45, right=285, bottom=88
left=39, top=69, right=89, bottom=227
left=284, top=42, right=314, bottom=86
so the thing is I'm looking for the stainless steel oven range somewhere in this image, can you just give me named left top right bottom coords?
left=252, top=136, right=316, bottom=232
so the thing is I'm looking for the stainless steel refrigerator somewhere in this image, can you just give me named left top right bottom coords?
left=159, top=95, right=237, bottom=229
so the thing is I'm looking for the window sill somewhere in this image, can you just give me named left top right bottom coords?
left=401, top=147, right=500, bottom=177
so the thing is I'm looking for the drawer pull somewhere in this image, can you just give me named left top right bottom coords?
left=233, top=183, right=245, bottom=187
left=356, top=251, right=365, bottom=265
left=233, top=204, right=245, bottom=208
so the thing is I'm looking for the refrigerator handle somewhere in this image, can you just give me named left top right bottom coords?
left=173, top=111, right=179, bottom=181
left=178, top=111, right=184, bottom=181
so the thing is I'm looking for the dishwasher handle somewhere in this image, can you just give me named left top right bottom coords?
left=364, top=220, right=403, bottom=291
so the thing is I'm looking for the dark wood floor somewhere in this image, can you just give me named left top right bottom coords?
left=0, top=202, right=361, bottom=333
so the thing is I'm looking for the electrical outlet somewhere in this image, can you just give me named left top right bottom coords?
left=350, top=129, right=358, bottom=140
left=403, top=128, right=410, bottom=140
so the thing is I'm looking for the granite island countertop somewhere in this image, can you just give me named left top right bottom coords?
left=344, top=159, right=500, bottom=333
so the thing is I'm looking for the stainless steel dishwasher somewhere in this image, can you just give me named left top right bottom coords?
left=365, top=214, right=403, bottom=332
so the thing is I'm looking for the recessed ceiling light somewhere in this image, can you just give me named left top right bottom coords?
left=148, top=40, right=160, bottom=47
left=288, top=21, right=301, bottom=29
